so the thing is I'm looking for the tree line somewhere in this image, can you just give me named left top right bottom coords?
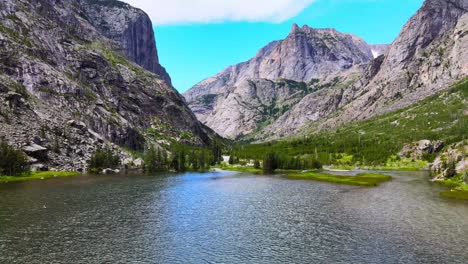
left=229, top=151, right=322, bottom=173
left=88, top=139, right=224, bottom=173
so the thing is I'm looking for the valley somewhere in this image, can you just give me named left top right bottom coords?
left=0, top=0, right=467, bottom=262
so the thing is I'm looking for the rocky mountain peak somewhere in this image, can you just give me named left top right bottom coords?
left=290, top=23, right=300, bottom=34
left=184, top=25, right=375, bottom=104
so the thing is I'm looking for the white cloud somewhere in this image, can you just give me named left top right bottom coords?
left=121, top=0, right=316, bottom=25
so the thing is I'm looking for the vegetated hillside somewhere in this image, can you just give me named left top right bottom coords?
left=0, top=0, right=213, bottom=171
left=234, top=78, right=468, bottom=167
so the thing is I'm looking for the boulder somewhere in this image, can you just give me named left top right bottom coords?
left=67, top=120, right=87, bottom=130
left=23, top=143, right=48, bottom=160
left=134, top=158, right=144, bottom=167
left=31, top=163, right=49, bottom=172
left=102, top=168, right=120, bottom=174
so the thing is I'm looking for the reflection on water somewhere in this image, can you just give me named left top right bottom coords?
left=0, top=170, right=467, bottom=263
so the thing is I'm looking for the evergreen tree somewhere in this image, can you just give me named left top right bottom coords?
left=211, top=139, right=223, bottom=165
left=263, top=152, right=279, bottom=173
left=189, top=150, right=199, bottom=170
left=199, top=151, right=207, bottom=170
left=254, top=160, right=260, bottom=169
left=0, top=141, right=29, bottom=176
left=170, top=151, right=179, bottom=171
left=88, top=147, right=120, bottom=173
left=229, top=154, right=235, bottom=165
left=144, top=145, right=165, bottom=173
left=179, top=149, right=186, bottom=171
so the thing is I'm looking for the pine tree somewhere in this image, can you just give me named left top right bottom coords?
left=199, top=151, right=207, bottom=170
left=179, top=149, right=186, bottom=172
left=211, top=139, right=223, bottom=165
left=170, top=151, right=179, bottom=171
left=254, top=160, right=260, bottom=169
left=263, top=152, right=279, bottom=173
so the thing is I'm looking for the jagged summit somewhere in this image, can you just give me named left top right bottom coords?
left=184, top=26, right=374, bottom=104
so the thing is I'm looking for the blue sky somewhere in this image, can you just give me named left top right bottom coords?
left=124, top=0, right=424, bottom=93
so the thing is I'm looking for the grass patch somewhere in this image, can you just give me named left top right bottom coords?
left=0, top=171, right=80, bottom=183
left=435, top=174, right=468, bottom=200
left=288, top=172, right=392, bottom=187
left=440, top=190, right=468, bottom=200
left=217, top=164, right=303, bottom=174
left=217, top=164, right=262, bottom=173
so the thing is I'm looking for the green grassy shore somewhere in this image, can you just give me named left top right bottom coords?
left=435, top=174, right=468, bottom=200
left=0, top=171, right=80, bottom=183
left=288, top=172, right=392, bottom=187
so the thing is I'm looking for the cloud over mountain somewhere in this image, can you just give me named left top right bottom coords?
left=122, top=0, right=316, bottom=25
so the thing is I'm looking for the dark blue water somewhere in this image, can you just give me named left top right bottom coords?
left=0, top=170, right=467, bottom=263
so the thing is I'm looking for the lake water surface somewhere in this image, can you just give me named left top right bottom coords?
left=0, top=170, right=467, bottom=263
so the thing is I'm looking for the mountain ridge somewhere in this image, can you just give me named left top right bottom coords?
left=184, top=0, right=467, bottom=141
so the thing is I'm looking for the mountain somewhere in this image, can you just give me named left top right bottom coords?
left=0, top=0, right=213, bottom=171
left=185, top=0, right=467, bottom=141
left=184, top=25, right=374, bottom=103
left=185, top=26, right=380, bottom=138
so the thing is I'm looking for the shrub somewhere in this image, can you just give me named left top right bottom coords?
left=310, top=159, right=323, bottom=169
left=0, top=141, right=30, bottom=176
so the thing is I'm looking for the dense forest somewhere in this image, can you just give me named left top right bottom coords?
left=231, top=79, right=468, bottom=167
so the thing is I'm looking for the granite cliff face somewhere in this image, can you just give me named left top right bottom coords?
left=0, top=0, right=212, bottom=171
left=185, top=0, right=467, bottom=141
left=80, top=0, right=172, bottom=84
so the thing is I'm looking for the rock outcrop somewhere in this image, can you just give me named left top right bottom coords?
left=431, top=141, right=467, bottom=180
left=370, top=44, right=390, bottom=58
left=0, top=0, right=212, bottom=171
left=185, top=0, right=468, bottom=141
left=399, top=140, right=445, bottom=160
